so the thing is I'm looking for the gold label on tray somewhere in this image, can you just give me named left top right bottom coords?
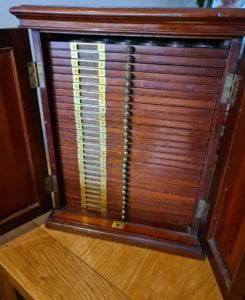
left=70, top=41, right=107, bottom=212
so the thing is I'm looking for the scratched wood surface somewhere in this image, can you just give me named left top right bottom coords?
left=0, top=215, right=222, bottom=300
left=0, top=224, right=126, bottom=300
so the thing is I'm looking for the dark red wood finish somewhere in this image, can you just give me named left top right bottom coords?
left=0, top=29, right=51, bottom=234
left=205, top=55, right=245, bottom=299
left=9, top=6, right=245, bottom=37
left=9, top=7, right=245, bottom=296
left=47, top=38, right=230, bottom=235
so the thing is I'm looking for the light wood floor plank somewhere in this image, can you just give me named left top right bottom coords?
left=42, top=225, right=222, bottom=300
left=0, top=227, right=127, bottom=300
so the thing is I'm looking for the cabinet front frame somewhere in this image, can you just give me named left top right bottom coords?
left=28, top=25, right=243, bottom=259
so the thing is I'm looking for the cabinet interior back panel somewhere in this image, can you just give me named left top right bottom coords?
left=45, top=35, right=229, bottom=233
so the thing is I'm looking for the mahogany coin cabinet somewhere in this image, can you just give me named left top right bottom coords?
left=1, top=6, right=244, bottom=299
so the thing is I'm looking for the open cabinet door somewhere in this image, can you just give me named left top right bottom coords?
left=205, top=55, right=245, bottom=299
left=0, top=29, right=51, bottom=235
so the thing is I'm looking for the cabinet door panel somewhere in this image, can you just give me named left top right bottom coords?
left=0, top=29, right=51, bottom=234
left=206, top=56, right=245, bottom=299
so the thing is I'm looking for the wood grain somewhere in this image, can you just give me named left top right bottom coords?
left=6, top=6, right=245, bottom=299
left=0, top=222, right=223, bottom=299
left=51, top=65, right=223, bottom=85
left=48, top=41, right=228, bottom=58
left=44, top=33, right=230, bottom=254
left=10, top=6, right=245, bottom=36
left=49, top=49, right=226, bottom=67
left=0, top=29, right=50, bottom=235
left=205, top=53, right=245, bottom=299
left=0, top=267, right=17, bottom=300
left=46, top=36, right=223, bottom=238
left=0, top=227, right=127, bottom=300
left=51, top=58, right=225, bottom=77
left=41, top=224, right=222, bottom=300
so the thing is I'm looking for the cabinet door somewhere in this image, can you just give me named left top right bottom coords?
left=205, top=57, right=245, bottom=299
left=0, top=29, right=51, bottom=234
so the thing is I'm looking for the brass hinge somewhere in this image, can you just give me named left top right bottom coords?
left=220, top=73, right=241, bottom=105
left=45, top=175, right=58, bottom=193
left=195, top=199, right=208, bottom=219
left=27, top=61, right=45, bottom=88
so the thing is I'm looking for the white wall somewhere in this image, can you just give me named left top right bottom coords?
left=0, top=0, right=198, bottom=28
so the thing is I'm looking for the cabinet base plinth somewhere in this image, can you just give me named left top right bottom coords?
left=46, top=210, right=204, bottom=260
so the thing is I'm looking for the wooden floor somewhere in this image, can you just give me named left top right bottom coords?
left=0, top=213, right=222, bottom=300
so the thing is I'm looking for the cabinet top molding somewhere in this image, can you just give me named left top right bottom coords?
left=10, top=6, right=245, bottom=36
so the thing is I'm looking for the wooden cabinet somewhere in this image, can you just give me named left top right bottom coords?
left=0, top=6, right=244, bottom=299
